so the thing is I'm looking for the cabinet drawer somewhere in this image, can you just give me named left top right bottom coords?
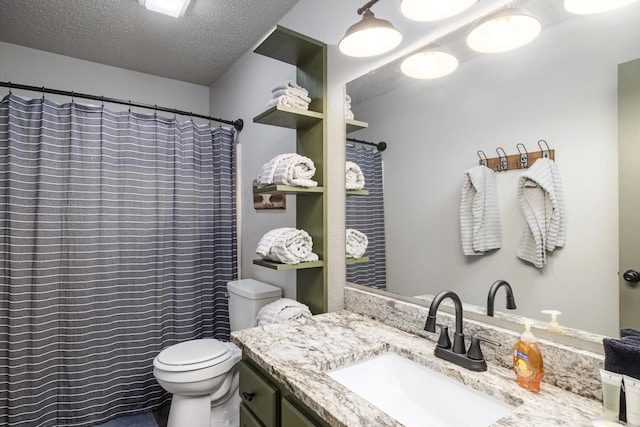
left=282, top=397, right=319, bottom=427
left=238, top=360, right=279, bottom=427
left=240, top=403, right=264, bottom=427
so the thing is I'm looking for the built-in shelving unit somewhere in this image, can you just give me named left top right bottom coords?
left=252, top=26, right=327, bottom=314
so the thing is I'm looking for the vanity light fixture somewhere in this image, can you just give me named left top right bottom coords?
left=401, top=0, right=477, bottom=22
left=466, top=8, right=541, bottom=53
left=339, top=0, right=403, bottom=57
left=138, top=0, right=191, bottom=18
left=400, top=49, right=458, bottom=79
left=564, top=0, right=640, bottom=14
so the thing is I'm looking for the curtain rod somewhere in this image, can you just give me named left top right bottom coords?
left=0, top=81, right=244, bottom=132
left=346, top=137, right=387, bottom=152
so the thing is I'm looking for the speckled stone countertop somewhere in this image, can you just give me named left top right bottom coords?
left=231, top=311, right=603, bottom=427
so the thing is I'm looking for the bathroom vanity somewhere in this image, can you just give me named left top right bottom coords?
left=232, top=304, right=604, bottom=426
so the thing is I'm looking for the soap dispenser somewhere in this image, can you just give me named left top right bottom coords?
left=513, top=322, right=544, bottom=392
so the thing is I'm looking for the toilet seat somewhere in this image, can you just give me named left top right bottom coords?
left=154, top=339, right=231, bottom=372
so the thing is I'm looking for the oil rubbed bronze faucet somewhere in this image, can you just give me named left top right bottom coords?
left=486, top=280, right=517, bottom=317
left=424, top=290, right=499, bottom=372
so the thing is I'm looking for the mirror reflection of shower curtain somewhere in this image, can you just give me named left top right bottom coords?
left=0, top=94, right=237, bottom=426
left=346, top=144, right=387, bottom=288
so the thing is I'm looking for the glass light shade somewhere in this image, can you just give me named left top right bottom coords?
left=401, top=0, right=477, bottom=22
left=564, top=0, right=639, bottom=14
left=139, top=0, right=191, bottom=17
left=466, top=9, right=541, bottom=53
left=339, top=9, right=403, bottom=57
left=400, top=50, right=459, bottom=79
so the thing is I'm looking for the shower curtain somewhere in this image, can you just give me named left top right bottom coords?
left=346, top=144, right=387, bottom=288
left=0, top=94, right=237, bottom=426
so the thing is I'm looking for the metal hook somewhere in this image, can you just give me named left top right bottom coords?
left=42, top=86, right=46, bottom=99
left=538, top=140, right=551, bottom=159
left=477, top=150, right=488, bottom=167
left=8, top=81, right=11, bottom=95
left=100, top=96, right=104, bottom=108
left=496, top=147, right=508, bottom=171
left=516, top=143, right=528, bottom=168
left=128, top=100, right=131, bottom=113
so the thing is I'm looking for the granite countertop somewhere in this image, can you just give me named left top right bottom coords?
left=231, top=311, right=603, bottom=427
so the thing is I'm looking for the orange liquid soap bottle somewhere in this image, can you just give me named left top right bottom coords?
left=513, top=322, right=544, bottom=392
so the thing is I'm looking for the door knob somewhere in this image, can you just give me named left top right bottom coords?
left=623, top=270, right=640, bottom=284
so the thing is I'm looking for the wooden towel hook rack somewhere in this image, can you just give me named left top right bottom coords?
left=477, top=140, right=555, bottom=172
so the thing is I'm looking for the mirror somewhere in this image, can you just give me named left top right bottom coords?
left=345, top=0, right=640, bottom=338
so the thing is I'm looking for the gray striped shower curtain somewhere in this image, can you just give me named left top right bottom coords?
left=346, top=144, right=387, bottom=288
left=0, top=94, right=237, bottom=426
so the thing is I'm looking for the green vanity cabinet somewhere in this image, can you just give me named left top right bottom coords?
left=238, top=358, right=329, bottom=427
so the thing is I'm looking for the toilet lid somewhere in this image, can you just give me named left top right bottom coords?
left=157, top=339, right=229, bottom=366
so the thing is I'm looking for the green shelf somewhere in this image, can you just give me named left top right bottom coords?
left=253, top=259, right=325, bottom=270
left=253, top=185, right=324, bottom=195
left=346, top=257, right=369, bottom=265
left=346, top=119, right=368, bottom=134
left=254, top=25, right=325, bottom=66
left=253, top=105, right=323, bottom=130
left=346, top=189, right=369, bottom=196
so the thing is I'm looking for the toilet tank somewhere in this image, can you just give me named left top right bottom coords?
left=227, top=279, right=282, bottom=331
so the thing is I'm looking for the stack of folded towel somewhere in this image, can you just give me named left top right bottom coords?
left=345, top=94, right=354, bottom=120
left=257, top=153, right=317, bottom=187
left=256, top=298, right=312, bottom=326
left=346, top=229, right=368, bottom=258
left=266, top=80, right=311, bottom=110
left=256, top=227, right=319, bottom=264
left=603, top=328, right=640, bottom=422
left=459, top=165, right=502, bottom=256
left=346, top=161, right=365, bottom=190
left=516, top=158, right=566, bottom=268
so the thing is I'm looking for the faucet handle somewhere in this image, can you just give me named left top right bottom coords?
left=436, top=324, right=451, bottom=349
left=467, top=335, right=501, bottom=361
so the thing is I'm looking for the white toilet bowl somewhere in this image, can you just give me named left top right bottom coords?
left=153, top=339, right=242, bottom=427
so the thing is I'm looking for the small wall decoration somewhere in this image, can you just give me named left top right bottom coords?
left=253, top=180, right=286, bottom=210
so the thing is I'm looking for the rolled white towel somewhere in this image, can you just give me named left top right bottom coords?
left=270, top=80, right=308, bottom=97
left=345, top=94, right=352, bottom=104
left=266, top=95, right=309, bottom=110
left=345, top=109, right=355, bottom=120
left=256, top=298, right=312, bottom=326
left=346, top=161, right=365, bottom=190
left=346, top=228, right=368, bottom=258
left=256, top=227, right=319, bottom=264
left=272, top=88, right=312, bottom=104
left=257, top=153, right=317, bottom=187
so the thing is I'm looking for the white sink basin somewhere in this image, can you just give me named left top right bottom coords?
left=327, top=352, right=515, bottom=427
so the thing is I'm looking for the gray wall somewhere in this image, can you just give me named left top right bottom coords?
left=0, top=42, right=209, bottom=121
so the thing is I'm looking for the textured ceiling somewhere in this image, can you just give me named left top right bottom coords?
left=0, top=0, right=299, bottom=86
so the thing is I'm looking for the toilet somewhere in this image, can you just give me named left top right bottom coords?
left=153, top=279, right=282, bottom=427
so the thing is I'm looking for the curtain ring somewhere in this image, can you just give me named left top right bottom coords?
left=100, top=96, right=104, bottom=108
left=42, top=86, right=46, bottom=99
left=516, top=143, right=528, bottom=168
left=8, top=82, right=11, bottom=95
left=128, top=100, right=131, bottom=113
left=71, top=91, right=75, bottom=103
